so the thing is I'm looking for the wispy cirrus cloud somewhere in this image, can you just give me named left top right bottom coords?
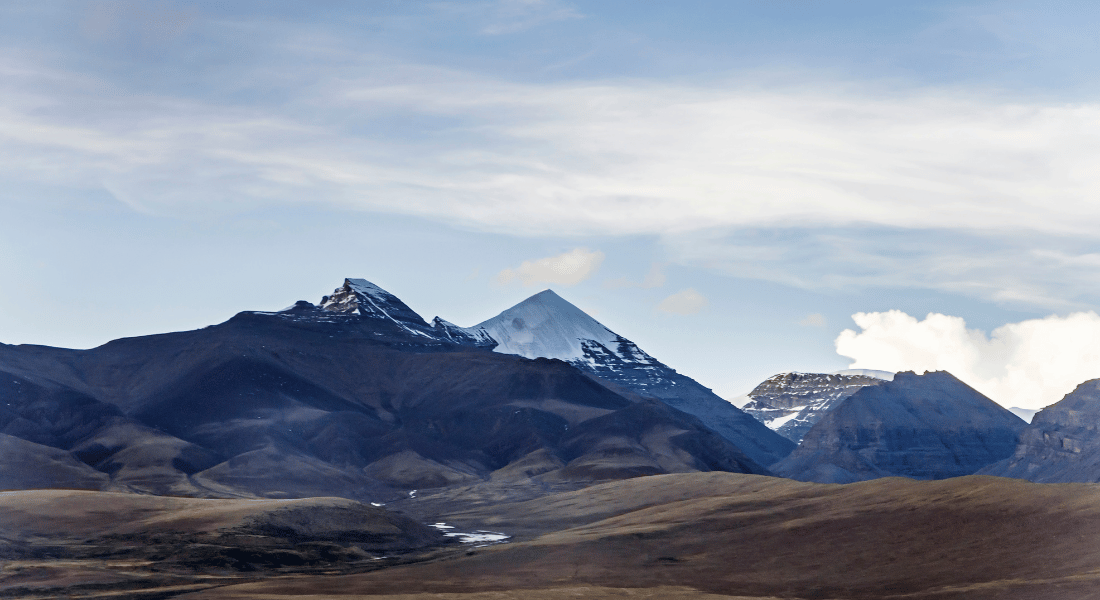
left=9, top=44, right=1100, bottom=238
left=661, top=226, right=1100, bottom=310
left=5, top=10, right=1100, bottom=310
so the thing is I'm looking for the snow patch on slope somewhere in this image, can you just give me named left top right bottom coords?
left=766, top=409, right=805, bottom=429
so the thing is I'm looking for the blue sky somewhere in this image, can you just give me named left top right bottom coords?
left=4, top=1, right=1100, bottom=409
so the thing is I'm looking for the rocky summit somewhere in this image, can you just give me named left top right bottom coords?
left=741, top=370, right=890, bottom=443
left=772, top=370, right=1027, bottom=483
left=981, top=378, right=1100, bottom=482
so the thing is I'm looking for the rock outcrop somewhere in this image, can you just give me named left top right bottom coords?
left=981, top=378, right=1100, bottom=482
left=741, top=371, right=889, bottom=443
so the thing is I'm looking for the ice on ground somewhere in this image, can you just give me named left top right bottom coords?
left=428, top=522, right=510, bottom=545
left=446, top=531, right=510, bottom=544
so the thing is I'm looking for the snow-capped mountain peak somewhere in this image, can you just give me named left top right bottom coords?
left=473, top=289, right=655, bottom=367
left=319, top=278, right=434, bottom=338
left=463, top=288, right=795, bottom=467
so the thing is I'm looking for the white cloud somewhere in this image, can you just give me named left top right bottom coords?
left=835, top=310, right=1100, bottom=410
left=657, top=288, right=708, bottom=315
left=799, top=313, right=827, bottom=327
left=496, top=248, right=603, bottom=286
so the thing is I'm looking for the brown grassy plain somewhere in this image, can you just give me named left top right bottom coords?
left=4, top=474, right=1100, bottom=599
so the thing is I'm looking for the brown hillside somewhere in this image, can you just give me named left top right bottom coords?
left=196, top=473, right=1100, bottom=600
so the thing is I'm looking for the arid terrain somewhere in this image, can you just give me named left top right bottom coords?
left=4, top=473, right=1100, bottom=599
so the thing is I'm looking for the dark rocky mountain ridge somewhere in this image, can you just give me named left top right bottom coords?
left=0, top=278, right=770, bottom=499
left=772, top=370, right=1027, bottom=483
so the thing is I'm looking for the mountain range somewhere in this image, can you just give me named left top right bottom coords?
left=4, top=277, right=1099, bottom=494
left=0, top=278, right=775, bottom=500
left=8, top=277, right=1100, bottom=598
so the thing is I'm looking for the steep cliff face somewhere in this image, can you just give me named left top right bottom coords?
left=772, top=371, right=1027, bottom=483
left=981, top=379, right=1100, bottom=482
left=741, top=371, right=890, bottom=443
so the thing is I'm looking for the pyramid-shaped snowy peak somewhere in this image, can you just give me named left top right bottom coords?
left=473, top=290, right=654, bottom=365
left=467, top=289, right=795, bottom=466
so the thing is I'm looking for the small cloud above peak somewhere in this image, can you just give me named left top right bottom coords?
left=657, top=288, right=708, bottom=315
left=496, top=248, right=604, bottom=287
